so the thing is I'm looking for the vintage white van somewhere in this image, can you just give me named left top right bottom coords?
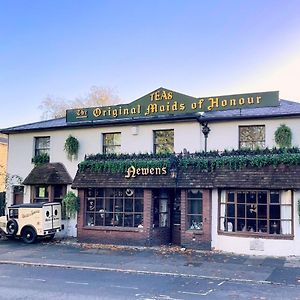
left=0, top=202, right=61, bottom=243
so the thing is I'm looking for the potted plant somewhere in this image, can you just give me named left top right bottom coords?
left=64, top=135, right=79, bottom=160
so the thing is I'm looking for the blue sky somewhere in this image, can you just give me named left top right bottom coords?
left=1, top=0, right=300, bottom=128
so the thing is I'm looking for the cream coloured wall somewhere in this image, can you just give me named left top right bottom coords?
left=211, top=189, right=300, bottom=256
left=207, top=117, right=300, bottom=151
left=0, top=140, right=7, bottom=192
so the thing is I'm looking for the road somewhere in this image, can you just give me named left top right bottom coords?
left=0, top=264, right=299, bottom=300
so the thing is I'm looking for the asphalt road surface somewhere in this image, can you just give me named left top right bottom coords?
left=0, top=264, right=299, bottom=300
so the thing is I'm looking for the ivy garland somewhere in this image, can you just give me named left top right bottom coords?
left=32, top=153, right=50, bottom=166
left=275, top=124, right=292, bottom=148
left=64, top=135, right=79, bottom=160
left=78, top=148, right=300, bottom=173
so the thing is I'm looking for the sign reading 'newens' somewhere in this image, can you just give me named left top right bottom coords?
left=66, top=88, right=279, bottom=123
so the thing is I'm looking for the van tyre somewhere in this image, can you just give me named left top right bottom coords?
left=21, top=227, right=37, bottom=244
left=6, top=219, right=18, bottom=236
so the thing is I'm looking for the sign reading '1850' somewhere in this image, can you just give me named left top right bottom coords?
left=66, top=88, right=279, bottom=123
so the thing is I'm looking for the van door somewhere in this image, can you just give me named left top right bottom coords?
left=52, top=203, right=61, bottom=229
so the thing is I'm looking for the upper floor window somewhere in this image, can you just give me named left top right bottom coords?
left=35, top=136, right=50, bottom=156
left=239, top=125, right=265, bottom=149
left=103, top=133, right=121, bottom=154
left=153, top=130, right=174, bottom=154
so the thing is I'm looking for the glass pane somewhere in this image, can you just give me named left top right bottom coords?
left=237, top=219, right=246, bottom=231
left=104, top=213, right=114, bottom=226
left=154, top=130, right=174, bottom=154
left=96, top=198, right=104, bottom=211
left=87, top=199, right=96, bottom=211
left=124, top=214, right=133, bottom=227
left=247, top=192, right=256, bottom=203
left=228, top=192, right=234, bottom=202
left=237, top=204, right=245, bottom=218
left=270, top=205, right=280, bottom=219
left=95, top=188, right=104, bottom=197
left=125, top=198, right=133, bottom=212
left=237, top=192, right=245, bottom=203
left=86, top=213, right=95, bottom=226
left=115, top=198, right=123, bottom=212
left=258, top=192, right=267, bottom=204
left=134, top=214, right=143, bottom=227
left=95, top=213, right=104, bottom=226
left=188, top=199, right=202, bottom=214
left=187, top=189, right=202, bottom=199
left=239, top=126, right=265, bottom=149
left=257, top=205, right=267, bottom=219
left=270, top=191, right=280, bottom=203
left=188, top=215, right=203, bottom=230
left=134, top=199, right=143, bottom=212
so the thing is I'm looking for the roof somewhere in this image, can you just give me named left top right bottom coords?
left=1, top=99, right=300, bottom=134
left=72, top=164, right=300, bottom=189
left=23, top=163, right=73, bottom=185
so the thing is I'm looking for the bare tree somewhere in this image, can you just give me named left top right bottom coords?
left=39, top=86, right=120, bottom=120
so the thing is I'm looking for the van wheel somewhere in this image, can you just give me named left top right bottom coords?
left=22, top=227, right=37, bottom=244
left=6, top=219, right=18, bottom=236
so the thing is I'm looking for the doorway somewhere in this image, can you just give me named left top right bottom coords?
left=13, top=186, right=24, bottom=205
left=152, top=189, right=181, bottom=245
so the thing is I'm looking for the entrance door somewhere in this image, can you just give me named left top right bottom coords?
left=13, top=186, right=24, bottom=205
left=152, top=189, right=181, bottom=245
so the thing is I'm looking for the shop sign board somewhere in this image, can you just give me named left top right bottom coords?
left=66, top=88, right=279, bottom=123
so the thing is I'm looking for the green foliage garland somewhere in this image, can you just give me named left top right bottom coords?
left=32, top=153, right=50, bottom=166
left=64, top=135, right=79, bottom=160
left=62, top=191, right=80, bottom=218
left=78, top=148, right=300, bottom=174
left=275, top=124, right=292, bottom=148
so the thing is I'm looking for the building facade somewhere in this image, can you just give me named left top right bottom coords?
left=2, top=88, right=300, bottom=256
left=0, top=134, right=8, bottom=192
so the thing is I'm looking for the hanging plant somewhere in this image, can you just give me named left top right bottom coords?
left=275, top=124, right=292, bottom=148
left=64, top=135, right=79, bottom=160
left=62, top=191, right=80, bottom=218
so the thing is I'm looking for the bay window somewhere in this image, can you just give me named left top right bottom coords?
left=219, top=190, right=293, bottom=236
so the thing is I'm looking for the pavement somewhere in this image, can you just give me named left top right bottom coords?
left=0, top=237, right=299, bottom=287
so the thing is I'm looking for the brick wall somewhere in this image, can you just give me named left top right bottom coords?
left=180, top=189, right=212, bottom=250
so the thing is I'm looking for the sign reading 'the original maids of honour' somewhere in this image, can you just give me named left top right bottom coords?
left=66, top=88, right=279, bottom=123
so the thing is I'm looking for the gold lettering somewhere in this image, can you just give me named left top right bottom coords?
left=161, top=167, right=167, bottom=175
left=247, top=97, right=254, bottom=104
left=172, top=101, right=178, bottom=111
left=125, top=166, right=136, bottom=178
left=198, top=99, right=204, bottom=109
left=123, top=108, right=129, bottom=115
left=150, top=168, right=155, bottom=175
left=154, top=91, right=160, bottom=101
left=155, top=167, right=161, bottom=175
left=142, top=168, right=149, bottom=175
left=256, top=96, right=262, bottom=103
left=161, top=90, right=167, bottom=100
left=112, top=109, right=118, bottom=117
left=179, top=103, right=185, bottom=111
left=191, top=102, right=197, bottom=110
left=221, top=99, right=228, bottom=107
left=93, top=108, right=102, bottom=117
left=207, top=97, right=219, bottom=111
left=136, top=168, right=141, bottom=175
left=239, top=98, right=245, bottom=105
left=167, top=92, right=173, bottom=100
left=144, top=103, right=158, bottom=116
left=230, top=98, right=236, bottom=106
left=150, top=92, right=155, bottom=101
left=159, top=105, right=165, bottom=112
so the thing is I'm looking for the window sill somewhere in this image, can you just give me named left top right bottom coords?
left=83, top=226, right=142, bottom=232
left=218, top=231, right=294, bottom=240
left=186, top=229, right=204, bottom=235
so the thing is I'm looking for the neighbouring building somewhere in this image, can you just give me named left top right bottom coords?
left=1, top=87, right=300, bottom=256
left=0, top=133, right=8, bottom=192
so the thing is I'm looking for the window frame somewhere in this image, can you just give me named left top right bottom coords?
left=239, top=125, right=265, bottom=150
left=34, top=136, right=50, bottom=156
left=85, top=188, right=144, bottom=229
left=102, top=132, right=121, bottom=154
left=153, top=129, right=174, bottom=154
left=187, top=189, right=203, bottom=231
left=218, top=189, right=293, bottom=237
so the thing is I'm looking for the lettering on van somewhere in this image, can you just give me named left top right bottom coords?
left=21, top=210, right=40, bottom=219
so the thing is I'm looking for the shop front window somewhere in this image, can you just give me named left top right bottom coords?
left=239, top=125, right=265, bottom=149
left=85, top=188, right=143, bottom=228
left=219, top=190, right=293, bottom=236
left=103, top=133, right=121, bottom=154
left=187, top=189, right=203, bottom=230
left=153, top=130, right=174, bottom=154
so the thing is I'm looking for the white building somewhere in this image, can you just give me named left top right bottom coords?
left=2, top=88, right=300, bottom=256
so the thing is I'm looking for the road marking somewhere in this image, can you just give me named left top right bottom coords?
left=0, top=275, right=10, bottom=278
left=178, top=289, right=214, bottom=296
left=24, top=277, right=46, bottom=282
left=65, top=281, right=89, bottom=285
left=111, top=284, right=138, bottom=290
left=218, top=280, right=226, bottom=286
